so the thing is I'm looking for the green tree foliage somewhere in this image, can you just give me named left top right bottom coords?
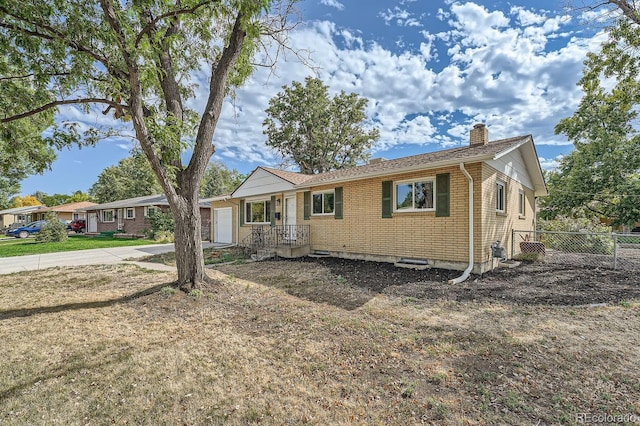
left=199, top=161, right=245, bottom=197
left=0, top=55, right=88, bottom=204
left=29, top=190, right=93, bottom=206
left=35, top=211, right=68, bottom=243
left=0, top=0, right=296, bottom=290
left=146, top=209, right=175, bottom=242
left=263, top=76, right=379, bottom=174
left=546, top=14, right=640, bottom=227
left=0, top=177, right=20, bottom=209
left=89, top=152, right=162, bottom=203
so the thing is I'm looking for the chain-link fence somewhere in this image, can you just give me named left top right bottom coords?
left=512, top=230, right=640, bottom=271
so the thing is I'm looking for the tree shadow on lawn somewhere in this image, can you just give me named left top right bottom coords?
left=0, top=282, right=171, bottom=321
left=0, top=345, right=133, bottom=403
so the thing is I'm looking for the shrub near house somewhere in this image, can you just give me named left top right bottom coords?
left=35, top=212, right=68, bottom=243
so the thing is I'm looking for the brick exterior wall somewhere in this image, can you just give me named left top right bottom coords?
left=479, top=163, right=535, bottom=270
left=223, top=160, right=537, bottom=274
left=300, top=164, right=472, bottom=269
left=300, top=162, right=536, bottom=273
left=88, top=206, right=211, bottom=238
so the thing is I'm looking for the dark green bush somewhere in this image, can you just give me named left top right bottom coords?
left=146, top=209, right=175, bottom=241
left=36, top=212, right=68, bottom=243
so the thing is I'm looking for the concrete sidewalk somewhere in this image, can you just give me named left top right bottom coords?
left=0, top=242, right=225, bottom=275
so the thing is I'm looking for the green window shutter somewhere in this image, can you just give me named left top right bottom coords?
left=334, top=187, right=343, bottom=219
left=381, top=181, right=392, bottom=218
left=303, top=191, right=311, bottom=220
left=270, top=195, right=276, bottom=226
left=436, top=173, right=450, bottom=217
left=239, top=200, right=245, bottom=226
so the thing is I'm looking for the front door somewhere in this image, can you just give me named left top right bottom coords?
left=214, top=207, right=233, bottom=243
left=117, top=209, right=123, bottom=231
left=284, top=196, right=296, bottom=240
left=88, top=213, right=98, bottom=233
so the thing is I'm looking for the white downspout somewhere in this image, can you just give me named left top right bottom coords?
left=449, top=163, right=474, bottom=284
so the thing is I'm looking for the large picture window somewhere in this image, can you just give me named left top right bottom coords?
left=395, top=179, right=434, bottom=211
left=245, top=200, right=271, bottom=223
left=312, top=191, right=335, bottom=215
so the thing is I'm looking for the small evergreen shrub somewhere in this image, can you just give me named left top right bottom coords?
left=36, top=212, right=68, bottom=243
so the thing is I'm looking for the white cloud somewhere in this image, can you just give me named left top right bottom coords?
left=53, top=2, right=605, bottom=171
left=379, top=7, right=422, bottom=27
left=320, top=0, right=344, bottom=11
left=539, top=155, right=563, bottom=170
left=205, top=1, right=604, bottom=164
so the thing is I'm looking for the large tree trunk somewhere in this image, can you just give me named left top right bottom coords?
left=171, top=192, right=209, bottom=291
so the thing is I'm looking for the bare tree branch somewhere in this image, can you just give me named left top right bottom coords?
left=1, top=98, right=124, bottom=123
left=0, top=72, right=70, bottom=82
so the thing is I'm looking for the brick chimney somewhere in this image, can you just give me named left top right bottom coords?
left=470, top=123, right=489, bottom=146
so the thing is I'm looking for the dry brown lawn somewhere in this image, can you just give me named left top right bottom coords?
left=0, top=263, right=639, bottom=425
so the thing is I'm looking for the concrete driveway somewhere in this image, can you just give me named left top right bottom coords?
left=0, top=242, right=227, bottom=275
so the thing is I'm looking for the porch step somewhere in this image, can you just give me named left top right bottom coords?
left=308, top=250, right=331, bottom=258
left=394, top=258, right=430, bottom=270
left=252, top=249, right=276, bottom=261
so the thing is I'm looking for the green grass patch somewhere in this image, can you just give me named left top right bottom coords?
left=0, top=235, right=157, bottom=257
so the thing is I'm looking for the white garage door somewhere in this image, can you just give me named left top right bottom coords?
left=214, top=207, right=233, bottom=244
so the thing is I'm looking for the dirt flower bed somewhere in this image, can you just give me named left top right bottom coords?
left=216, top=257, right=640, bottom=308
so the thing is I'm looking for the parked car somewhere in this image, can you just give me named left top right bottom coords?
left=6, top=220, right=48, bottom=238
left=67, top=219, right=86, bottom=233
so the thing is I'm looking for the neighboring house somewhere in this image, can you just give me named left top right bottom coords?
left=33, top=201, right=97, bottom=222
left=79, top=194, right=212, bottom=239
left=0, top=205, right=42, bottom=229
left=212, top=124, right=547, bottom=274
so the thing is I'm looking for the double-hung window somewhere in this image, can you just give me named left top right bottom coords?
left=102, top=209, right=115, bottom=222
left=395, top=179, right=435, bottom=211
left=496, top=180, right=506, bottom=212
left=245, top=200, right=271, bottom=223
left=312, top=190, right=335, bottom=215
left=144, top=206, right=158, bottom=217
left=125, top=207, right=135, bottom=219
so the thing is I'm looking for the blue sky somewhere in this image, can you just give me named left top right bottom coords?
left=20, top=0, right=608, bottom=196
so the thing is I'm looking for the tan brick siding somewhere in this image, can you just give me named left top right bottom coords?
left=228, top=161, right=537, bottom=273
left=479, top=163, right=536, bottom=269
left=300, top=165, right=475, bottom=268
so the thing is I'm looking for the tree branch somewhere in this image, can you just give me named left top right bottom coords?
left=134, top=0, right=215, bottom=47
left=1, top=98, right=125, bottom=123
left=0, top=72, right=70, bottom=82
left=187, top=10, right=247, bottom=182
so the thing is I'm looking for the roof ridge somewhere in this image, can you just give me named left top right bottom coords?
left=298, top=135, right=532, bottom=186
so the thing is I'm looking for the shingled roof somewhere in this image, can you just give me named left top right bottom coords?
left=297, top=135, right=533, bottom=187
left=261, top=167, right=314, bottom=185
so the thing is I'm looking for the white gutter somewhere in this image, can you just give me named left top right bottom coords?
left=449, top=163, right=474, bottom=284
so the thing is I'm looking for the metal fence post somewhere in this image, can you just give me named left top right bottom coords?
left=613, top=232, right=618, bottom=270
left=511, top=229, right=515, bottom=259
